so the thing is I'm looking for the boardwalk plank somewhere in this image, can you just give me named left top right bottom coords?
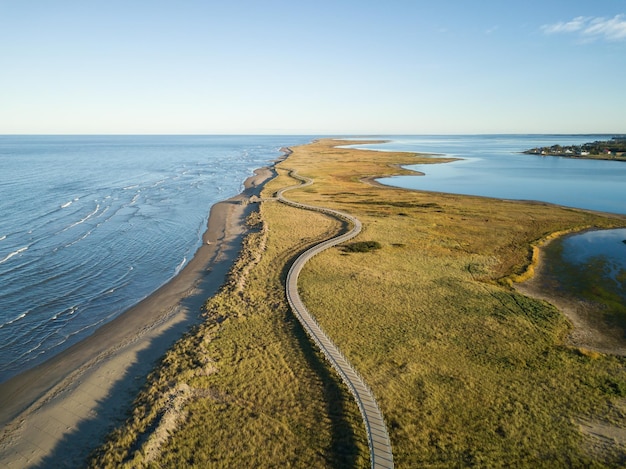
left=277, top=170, right=394, bottom=469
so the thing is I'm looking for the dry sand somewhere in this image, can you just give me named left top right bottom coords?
left=0, top=167, right=275, bottom=468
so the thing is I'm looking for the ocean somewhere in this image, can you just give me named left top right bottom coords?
left=0, top=135, right=311, bottom=382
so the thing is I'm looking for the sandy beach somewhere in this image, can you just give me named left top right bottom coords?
left=0, top=166, right=275, bottom=468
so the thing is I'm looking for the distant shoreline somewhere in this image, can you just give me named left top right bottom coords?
left=523, top=151, right=626, bottom=162
left=523, top=136, right=626, bottom=162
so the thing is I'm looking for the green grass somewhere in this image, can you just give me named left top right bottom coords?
left=91, top=139, right=626, bottom=468
left=300, top=242, right=626, bottom=466
left=341, top=240, right=382, bottom=253
left=276, top=140, right=626, bottom=467
left=89, top=191, right=369, bottom=468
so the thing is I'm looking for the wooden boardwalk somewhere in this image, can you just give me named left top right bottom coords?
left=277, top=171, right=394, bottom=469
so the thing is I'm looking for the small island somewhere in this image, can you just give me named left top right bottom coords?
left=524, top=136, right=626, bottom=161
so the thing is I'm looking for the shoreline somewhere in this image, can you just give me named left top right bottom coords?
left=0, top=164, right=277, bottom=467
left=515, top=229, right=626, bottom=357
left=355, top=139, right=626, bottom=356
left=79, top=138, right=626, bottom=466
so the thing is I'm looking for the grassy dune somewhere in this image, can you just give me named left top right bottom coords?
left=89, top=175, right=369, bottom=468
left=91, top=139, right=626, bottom=468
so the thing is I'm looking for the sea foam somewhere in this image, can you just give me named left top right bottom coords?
left=0, top=246, right=28, bottom=265
left=174, top=257, right=187, bottom=276
left=0, top=135, right=310, bottom=382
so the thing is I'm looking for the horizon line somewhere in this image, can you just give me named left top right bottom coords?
left=1, top=132, right=624, bottom=137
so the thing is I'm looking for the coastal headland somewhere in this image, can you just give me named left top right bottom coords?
left=3, top=139, right=626, bottom=468
left=523, top=136, right=626, bottom=161
left=89, top=139, right=626, bottom=468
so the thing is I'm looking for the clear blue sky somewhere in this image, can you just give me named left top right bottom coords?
left=1, top=1, right=624, bottom=134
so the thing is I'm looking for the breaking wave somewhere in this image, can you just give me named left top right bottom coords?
left=0, top=246, right=28, bottom=265
left=0, top=135, right=309, bottom=382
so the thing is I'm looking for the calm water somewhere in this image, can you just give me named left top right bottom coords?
left=349, top=135, right=626, bottom=215
left=0, top=135, right=311, bottom=381
left=561, top=228, right=626, bottom=287
left=541, top=228, right=626, bottom=322
left=2, top=135, right=624, bottom=381
left=349, top=135, right=626, bottom=312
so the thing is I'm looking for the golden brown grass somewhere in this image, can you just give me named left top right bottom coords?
left=275, top=139, right=626, bottom=467
left=88, top=176, right=369, bottom=468
left=91, top=138, right=626, bottom=468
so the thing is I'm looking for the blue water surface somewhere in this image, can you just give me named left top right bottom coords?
left=2, top=134, right=624, bottom=381
left=0, top=135, right=310, bottom=381
left=348, top=134, right=626, bottom=312
left=347, top=135, right=626, bottom=215
left=561, top=228, right=626, bottom=286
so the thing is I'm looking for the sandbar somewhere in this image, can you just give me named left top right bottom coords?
left=0, top=166, right=276, bottom=468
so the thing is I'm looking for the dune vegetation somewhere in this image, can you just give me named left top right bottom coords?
left=90, top=139, right=626, bottom=468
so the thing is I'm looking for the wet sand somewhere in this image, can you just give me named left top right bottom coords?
left=515, top=234, right=626, bottom=357
left=0, top=166, right=275, bottom=468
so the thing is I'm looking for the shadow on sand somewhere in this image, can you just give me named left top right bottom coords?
left=32, top=272, right=218, bottom=468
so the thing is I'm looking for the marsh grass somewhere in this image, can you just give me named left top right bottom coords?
left=91, top=139, right=626, bottom=468
left=342, top=241, right=382, bottom=253
left=88, top=173, right=369, bottom=468
left=275, top=140, right=626, bottom=467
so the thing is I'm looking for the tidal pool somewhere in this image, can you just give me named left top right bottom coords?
left=562, top=228, right=626, bottom=286
left=543, top=228, right=626, bottom=333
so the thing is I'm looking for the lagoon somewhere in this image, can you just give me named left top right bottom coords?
left=563, top=228, right=626, bottom=278
left=558, top=228, right=626, bottom=304
left=349, top=135, right=626, bottom=215
left=349, top=135, right=626, bottom=329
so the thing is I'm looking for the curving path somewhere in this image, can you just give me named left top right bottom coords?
left=276, top=170, right=394, bottom=469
